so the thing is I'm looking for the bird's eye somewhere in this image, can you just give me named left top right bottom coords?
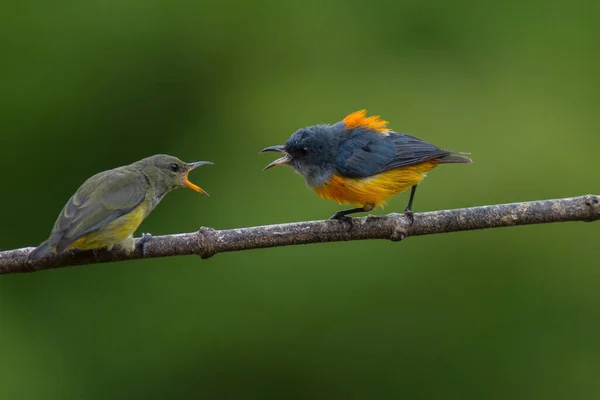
left=298, top=147, right=309, bottom=157
left=169, top=163, right=179, bottom=172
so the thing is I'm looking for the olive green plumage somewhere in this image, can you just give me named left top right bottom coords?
left=28, top=154, right=212, bottom=260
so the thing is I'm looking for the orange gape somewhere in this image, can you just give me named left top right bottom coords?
left=314, top=160, right=440, bottom=208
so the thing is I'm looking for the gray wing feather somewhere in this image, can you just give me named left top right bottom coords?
left=335, top=130, right=450, bottom=178
left=49, top=168, right=147, bottom=252
left=383, top=133, right=450, bottom=170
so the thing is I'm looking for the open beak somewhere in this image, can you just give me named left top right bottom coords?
left=185, top=161, right=213, bottom=196
left=260, top=145, right=291, bottom=170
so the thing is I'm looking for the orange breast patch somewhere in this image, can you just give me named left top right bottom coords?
left=314, top=161, right=439, bottom=208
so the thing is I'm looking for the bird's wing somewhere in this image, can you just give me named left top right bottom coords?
left=50, top=168, right=147, bottom=252
left=384, top=132, right=451, bottom=170
left=335, top=130, right=450, bottom=178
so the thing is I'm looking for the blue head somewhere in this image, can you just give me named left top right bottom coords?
left=261, top=122, right=347, bottom=187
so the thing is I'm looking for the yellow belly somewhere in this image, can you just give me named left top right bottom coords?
left=67, top=204, right=148, bottom=252
left=314, top=161, right=439, bottom=208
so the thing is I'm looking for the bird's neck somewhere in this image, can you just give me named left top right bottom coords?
left=135, top=165, right=168, bottom=213
left=296, top=164, right=334, bottom=188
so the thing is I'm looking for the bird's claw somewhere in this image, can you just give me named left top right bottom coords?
left=140, top=233, right=153, bottom=257
left=404, top=209, right=414, bottom=225
left=329, top=213, right=354, bottom=232
left=329, top=212, right=352, bottom=221
left=91, top=248, right=101, bottom=263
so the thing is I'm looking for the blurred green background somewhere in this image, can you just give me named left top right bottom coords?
left=1, top=0, right=599, bottom=398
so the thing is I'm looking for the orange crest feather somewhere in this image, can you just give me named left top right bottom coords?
left=342, top=110, right=390, bottom=133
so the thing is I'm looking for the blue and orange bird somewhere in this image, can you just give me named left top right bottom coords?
left=261, top=110, right=472, bottom=220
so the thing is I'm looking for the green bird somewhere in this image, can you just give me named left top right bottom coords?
left=28, top=154, right=212, bottom=260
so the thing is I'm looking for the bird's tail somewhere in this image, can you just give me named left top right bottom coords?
left=27, top=240, right=53, bottom=261
left=438, top=152, right=472, bottom=164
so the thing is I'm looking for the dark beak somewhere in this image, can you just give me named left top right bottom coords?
left=187, top=161, right=214, bottom=170
left=185, top=161, right=213, bottom=196
left=260, top=145, right=291, bottom=170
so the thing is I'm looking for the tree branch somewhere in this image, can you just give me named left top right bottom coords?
left=2, top=195, right=598, bottom=275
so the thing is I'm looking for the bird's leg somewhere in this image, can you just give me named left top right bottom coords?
left=330, top=208, right=365, bottom=221
left=139, top=233, right=153, bottom=257
left=330, top=204, right=374, bottom=221
left=91, top=248, right=102, bottom=263
left=404, top=184, right=418, bottom=223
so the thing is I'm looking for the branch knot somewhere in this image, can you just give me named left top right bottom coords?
left=389, top=213, right=409, bottom=242
left=584, top=195, right=599, bottom=207
left=196, top=227, right=217, bottom=259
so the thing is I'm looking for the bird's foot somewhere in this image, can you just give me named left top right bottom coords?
left=404, top=208, right=414, bottom=225
left=329, top=212, right=355, bottom=232
left=140, top=233, right=153, bottom=257
left=91, top=248, right=101, bottom=263
left=329, top=211, right=353, bottom=221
